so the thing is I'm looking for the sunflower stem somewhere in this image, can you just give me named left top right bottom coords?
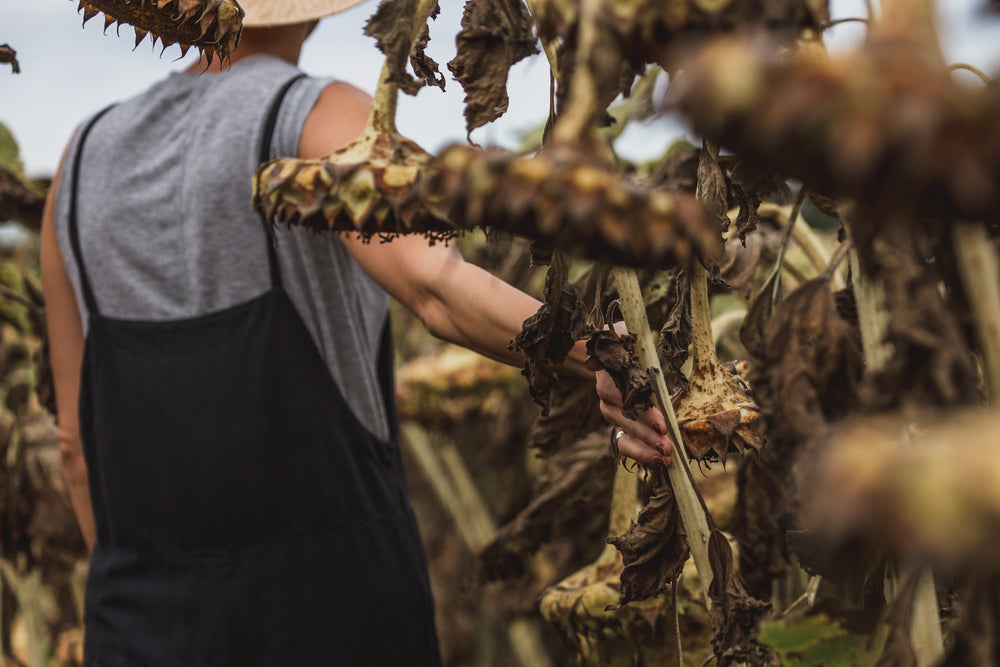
left=363, top=0, right=440, bottom=138
left=952, top=220, right=1000, bottom=403
left=847, top=221, right=944, bottom=667
left=613, top=266, right=715, bottom=602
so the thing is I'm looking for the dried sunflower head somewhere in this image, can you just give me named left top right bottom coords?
left=422, top=143, right=719, bottom=267
left=671, top=35, right=1000, bottom=221
left=253, top=0, right=457, bottom=243
left=76, top=0, right=243, bottom=64
left=674, top=359, right=762, bottom=462
left=797, top=408, right=1000, bottom=575
left=534, top=0, right=828, bottom=75
left=421, top=0, right=721, bottom=268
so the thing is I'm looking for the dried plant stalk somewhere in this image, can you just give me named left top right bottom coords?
left=613, top=267, right=715, bottom=599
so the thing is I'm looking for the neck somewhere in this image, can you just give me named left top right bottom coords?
left=188, top=22, right=316, bottom=73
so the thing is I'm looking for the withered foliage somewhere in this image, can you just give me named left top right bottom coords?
left=586, top=329, right=655, bottom=420
left=424, top=143, right=720, bottom=267
left=853, top=223, right=982, bottom=411
left=657, top=269, right=693, bottom=389
left=733, top=275, right=861, bottom=599
left=75, top=0, right=243, bottom=64
left=607, top=484, right=689, bottom=604
left=0, top=168, right=44, bottom=230
left=364, top=0, right=444, bottom=95
left=707, top=530, right=779, bottom=667
left=509, top=252, right=594, bottom=414
left=0, top=45, right=19, bottom=74
left=448, top=0, right=539, bottom=136
left=944, top=576, right=1000, bottom=667
left=477, top=430, right=615, bottom=582
left=526, top=375, right=606, bottom=454
left=672, top=35, right=1000, bottom=222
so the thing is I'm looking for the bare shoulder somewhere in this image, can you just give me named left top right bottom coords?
left=299, top=81, right=372, bottom=159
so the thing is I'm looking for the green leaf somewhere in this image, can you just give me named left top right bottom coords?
left=758, top=613, right=889, bottom=667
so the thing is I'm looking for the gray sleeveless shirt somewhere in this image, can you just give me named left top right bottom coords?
left=54, top=55, right=392, bottom=440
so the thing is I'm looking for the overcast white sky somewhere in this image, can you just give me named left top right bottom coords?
left=2, top=0, right=999, bottom=177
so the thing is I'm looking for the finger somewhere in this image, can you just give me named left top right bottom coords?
left=638, top=406, right=669, bottom=441
left=594, top=371, right=623, bottom=407
left=617, top=431, right=672, bottom=467
left=601, top=402, right=673, bottom=456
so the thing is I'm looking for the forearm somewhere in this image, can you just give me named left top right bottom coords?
left=343, top=235, right=592, bottom=376
left=59, top=433, right=97, bottom=551
left=421, top=258, right=591, bottom=375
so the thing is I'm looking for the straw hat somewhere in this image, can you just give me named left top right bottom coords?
left=239, top=0, right=371, bottom=27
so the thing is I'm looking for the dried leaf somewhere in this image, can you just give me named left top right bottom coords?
left=586, top=330, right=654, bottom=420
left=943, top=575, right=1000, bottom=667
left=0, top=167, right=44, bottom=230
left=697, top=143, right=730, bottom=236
left=509, top=252, right=594, bottom=414
left=364, top=0, right=443, bottom=95
left=527, top=375, right=606, bottom=454
left=856, top=226, right=981, bottom=411
left=0, top=45, right=20, bottom=74
left=657, top=269, right=692, bottom=391
left=732, top=275, right=861, bottom=598
left=649, top=142, right=700, bottom=193
left=707, top=529, right=779, bottom=666
left=729, top=162, right=783, bottom=244
left=477, top=431, right=614, bottom=582
left=448, top=0, right=539, bottom=135
left=608, top=484, right=689, bottom=604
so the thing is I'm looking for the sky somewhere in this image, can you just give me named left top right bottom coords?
left=2, top=0, right=1000, bottom=178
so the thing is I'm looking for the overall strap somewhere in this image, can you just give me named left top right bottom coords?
left=258, top=73, right=308, bottom=289
left=67, top=104, right=115, bottom=318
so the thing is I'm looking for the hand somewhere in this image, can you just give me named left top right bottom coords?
left=587, top=356, right=674, bottom=467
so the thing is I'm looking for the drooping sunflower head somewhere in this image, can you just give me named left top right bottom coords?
left=76, top=0, right=243, bottom=64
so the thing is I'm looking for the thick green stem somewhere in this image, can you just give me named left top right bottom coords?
left=550, top=0, right=601, bottom=146
left=361, top=0, right=439, bottom=138
left=849, top=249, right=893, bottom=369
left=952, top=220, right=1000, bottom=402
left=613, top=267, right=714, bottom=601
left=689, top=260, right=721, bottom=379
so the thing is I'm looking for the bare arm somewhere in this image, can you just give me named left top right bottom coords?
left=300, top=82, right=678, bottom=463
left=40, top=151, right=97, bottom=550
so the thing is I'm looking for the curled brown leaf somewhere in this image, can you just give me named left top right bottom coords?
left=448, top=0, right=539, bottom=136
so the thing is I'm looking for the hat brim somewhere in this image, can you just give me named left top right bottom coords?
left=239, top=0, right=371, bottom=27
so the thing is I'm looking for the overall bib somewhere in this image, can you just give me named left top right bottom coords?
left=69, top=76, right=442, bottom=667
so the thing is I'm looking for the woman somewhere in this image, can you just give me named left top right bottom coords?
left=41, top=1, right=674, bottom=664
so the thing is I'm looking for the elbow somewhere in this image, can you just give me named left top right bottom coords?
left=414, top=296, right=454, bottom=344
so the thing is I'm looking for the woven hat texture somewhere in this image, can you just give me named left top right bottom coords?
left=239, top=0, right=370, bottom=27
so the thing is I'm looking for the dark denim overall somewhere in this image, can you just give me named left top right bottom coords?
left=70, top=76, right=442, bottom=667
